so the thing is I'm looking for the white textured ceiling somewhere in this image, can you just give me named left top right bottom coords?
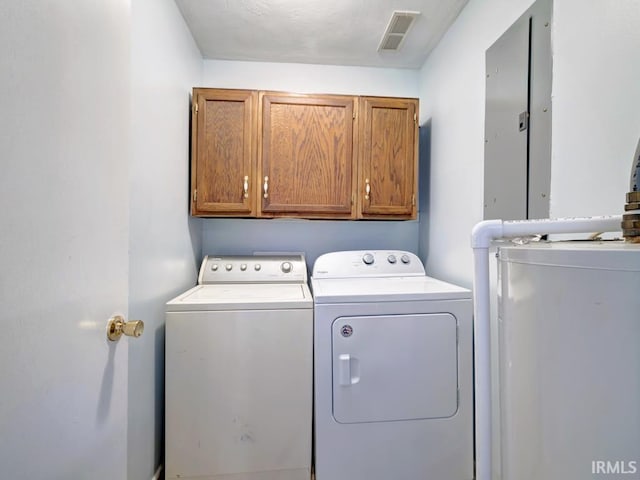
left=175, top=0, right=469, bottom=69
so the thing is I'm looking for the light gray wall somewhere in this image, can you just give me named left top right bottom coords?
left=202, top=219, right=419, bottom=270
left=129, top=0, right=203, bottom=478
left=417, top=0, right=538, bottom=288
left=202, top=60, right=420, bottom=95
left=417, top=123, right=432, bottom=263
left=550, top=0, right=640, bottom=218
left=419, top=0, right=640, bottom=288
left=200, top=60, right=421, bottom=268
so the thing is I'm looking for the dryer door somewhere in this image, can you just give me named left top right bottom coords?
left=332, top=313, right=458, bottom=424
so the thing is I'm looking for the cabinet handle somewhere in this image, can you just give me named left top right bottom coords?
left=263, top=176, right=269, bottom=199
left=365, top=178, right=371, bottom=201
left=243, top=175, right=249, bottom=199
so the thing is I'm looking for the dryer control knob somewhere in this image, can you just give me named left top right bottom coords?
left=254, top=264, right=261, bottom=271
left=387, top=254, right=397, bottom=264
left=225, top=264, right=233, bottom=271
left=240, top=264, right=247, bottom=271
left=401, top=254, right=411, bottom=264
left=362, top=253, right=374, bottom=265
left=281, top=261, right=292, bottom=273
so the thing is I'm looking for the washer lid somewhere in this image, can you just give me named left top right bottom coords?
left=311, top=276, right=470, bottom=303
left=166, top=283, right=313, bottom=311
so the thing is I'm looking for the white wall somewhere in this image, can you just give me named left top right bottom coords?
left=417, top=0, right=537, bottom=288
left=419, top=0, right=640, bottom=287
left=550, top=0, right=640, bottom=218
left=129, top=0, right=202, bottom=478
left=203, top=60, right=419, bottom=95
left=200, top=60, right=421, bottom=267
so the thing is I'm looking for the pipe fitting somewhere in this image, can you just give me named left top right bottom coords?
left=470, top=220, right=504, bottom=249
left=622, top=137, right=640, bottom=242
left=622, top=191, right=640, bottom=242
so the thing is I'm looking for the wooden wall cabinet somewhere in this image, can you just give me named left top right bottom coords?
left=259, top=92, right=356, bottom=218
left=191, top=88, right=418, bottom=220
left=191, top=88, right=257, bottom=216
left=358, top=97, right=418, bottom=220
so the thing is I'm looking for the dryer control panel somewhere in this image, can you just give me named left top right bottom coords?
left=312, top=250, right=425, bottom=278
left=198, top=254, right=307, bottom=284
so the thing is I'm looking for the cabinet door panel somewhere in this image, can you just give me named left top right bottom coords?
left=360, top=97, right=418, bottom=219
left=260, top=94, right=356, bottom=218
left=192, top=89, right=256, bottom=216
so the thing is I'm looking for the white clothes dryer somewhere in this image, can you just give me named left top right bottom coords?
left=311, top=250, right=473, bottom=480
left=165, top=255, right=313, bottom=480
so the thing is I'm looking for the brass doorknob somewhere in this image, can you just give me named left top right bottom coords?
left=107, top=315, right=144, bottom=341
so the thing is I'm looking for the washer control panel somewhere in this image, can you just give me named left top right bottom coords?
left=198, top=254, right=307, bottom=284
left=312, top=250, right=425, bottom=278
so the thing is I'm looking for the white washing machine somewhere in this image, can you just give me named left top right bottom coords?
left=311, top=250, right=474, bottom=480
left=165, top=254, right=313, bottom=480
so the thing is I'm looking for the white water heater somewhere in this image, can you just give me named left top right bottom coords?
left=497, top=241, right=640, bottom=480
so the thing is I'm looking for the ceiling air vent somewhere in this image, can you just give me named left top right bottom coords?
left=378, top=10, right=420, bottom=52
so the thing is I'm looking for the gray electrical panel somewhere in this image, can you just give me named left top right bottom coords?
left=484, top=0, right=552, bottom=220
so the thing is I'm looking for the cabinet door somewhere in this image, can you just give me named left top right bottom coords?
left=359, top=97, right=418, bottom=219
left=259, top=93, right=356, bottom=218
left=191, top=89, right=257, bottom=216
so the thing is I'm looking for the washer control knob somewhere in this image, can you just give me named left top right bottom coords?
left=211, top=264, right=219, bottom=271
left=225, top=264, right=233, bottom=271
left=387, top=254, right=397, bottom=264
left=281, top=261, right=292, bottom=273
left=240, top=264, right=247, bottom=271
left=362, top=253, right=375, bottom=265
left=254, top=264, right=261, bottom=271
left=400, top=254, right=411, bottom=264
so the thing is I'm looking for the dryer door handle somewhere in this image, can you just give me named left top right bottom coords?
left=338, top=354, right=351, bottom=385
left=338, top=354, right=360, bottom=386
